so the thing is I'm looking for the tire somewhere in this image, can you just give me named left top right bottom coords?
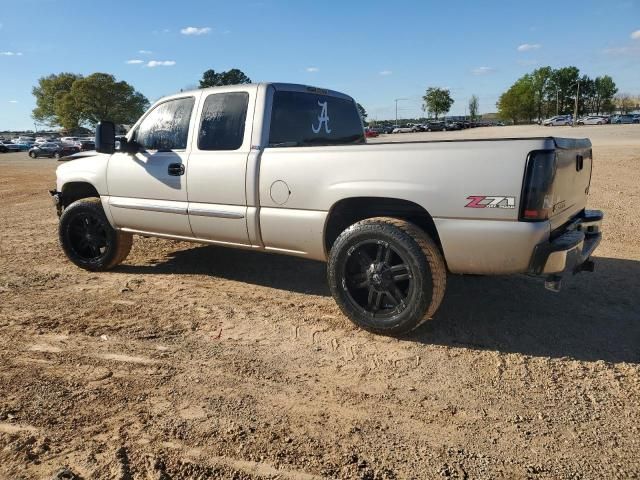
left=55, top=152, right=61, bottom=159
left=327, top=217, right=446, bottom=335
left=426, top=128, right=431, bottom=132
left=59, top=197, right=133, bottom=271
left=29, top=151, right=36, bottom=158
left=597, top=122, right=602, bottom=125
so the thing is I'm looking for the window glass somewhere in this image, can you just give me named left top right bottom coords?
left=198, top=92, right=249, bottom=151
left=268, top=91, right=364, bottom=147
left=134, top=97, right=195, bottom=150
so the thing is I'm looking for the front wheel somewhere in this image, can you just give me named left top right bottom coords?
left=29, top=151, right=37, bottom=158
left=59, top=197, right=133, bottom=271
left=328, top=217, right=446, bottom=335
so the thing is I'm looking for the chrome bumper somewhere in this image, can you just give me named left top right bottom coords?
left=529, top=210, right=603, bottom=291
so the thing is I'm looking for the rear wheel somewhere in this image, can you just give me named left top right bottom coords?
left=59, top=198, right=132, bottom=271
left=328, top=217, right=446, bottom=335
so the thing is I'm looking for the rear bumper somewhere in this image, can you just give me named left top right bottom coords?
left=529, top=209, right=603, bottom=277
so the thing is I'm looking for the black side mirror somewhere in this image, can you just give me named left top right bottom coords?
left=95, top=121, right=115, bottom=154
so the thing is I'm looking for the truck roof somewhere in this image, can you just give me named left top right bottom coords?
left=171, top=82, right=354, bottom=101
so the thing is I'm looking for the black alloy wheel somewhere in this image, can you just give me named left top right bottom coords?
left=59, top=198, right=133, bottom=271
left=328, top=217, right=447, bottom=335
left=343, top=239, right=413, bottom=318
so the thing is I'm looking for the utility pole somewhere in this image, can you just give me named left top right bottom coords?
left=394, top=98, right=406, bottom=127
left=556, top=89, right=559, bottom=115
left=572, top=81, right=580, bottom=127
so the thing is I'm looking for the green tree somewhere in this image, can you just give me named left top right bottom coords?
left=530, top=66, right=553, bottom=120
left=468, top=95, right=479, bottom=120
left=199, top=68, right=252, bottom=88
left=577, top=75, right=595, bottom=117
left=422, top=87, right=454, bottom=119
left=550, top=66, right=580, bottom=115
left=32, top=73, right=82, bottom=127
left=497, top=75, right=535, bottom=124
left=71, top=73, right=149, bottom=126
left=32, top=72, right=148, bottom=130
left=356, top=103, right=367, bottom=123
left=593, top=75, right=618, bottom=115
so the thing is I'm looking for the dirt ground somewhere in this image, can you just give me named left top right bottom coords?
left=0, top=124, right=639, bottom=479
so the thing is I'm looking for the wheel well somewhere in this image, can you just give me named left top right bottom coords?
left=324, top=197, right=442, bottom=254
left=61, top=182, right=100, bottom=207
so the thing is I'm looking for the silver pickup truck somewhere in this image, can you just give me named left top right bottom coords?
left=51, top=82, right=603, bottom=335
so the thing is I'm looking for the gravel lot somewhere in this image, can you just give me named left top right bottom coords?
left=1, top=125, right=639, bottom=479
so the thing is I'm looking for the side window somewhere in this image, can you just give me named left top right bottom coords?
left=198, top=92, right=249, bottom=151
left=268, top=91, right=365, bottom=147
left=134, top=97, right=195, bottom=151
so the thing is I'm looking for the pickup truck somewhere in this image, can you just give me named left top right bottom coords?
left=51, top=82, right=603, bottom=335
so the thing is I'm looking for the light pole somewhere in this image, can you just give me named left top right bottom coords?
left=572, top=80, right=580, bottom=127
left=394, top=98, right=407, bottom=127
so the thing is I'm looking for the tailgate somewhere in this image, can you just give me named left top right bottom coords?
left=548, top=137, right=593, bottom=230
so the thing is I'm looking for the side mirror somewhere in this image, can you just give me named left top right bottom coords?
left=95, top=121, right=115, bottom=154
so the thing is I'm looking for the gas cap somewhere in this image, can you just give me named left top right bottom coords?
left=270, top=180, right=291, bottom=205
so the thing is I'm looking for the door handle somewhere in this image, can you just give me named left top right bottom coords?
left=168, top=163, right=185, bottom=176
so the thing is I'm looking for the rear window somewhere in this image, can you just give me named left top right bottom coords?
left=268, top=90, right=364, bottom=147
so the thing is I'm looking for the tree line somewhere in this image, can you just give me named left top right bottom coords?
left=496, top=66, right=621, bottom=124
left=31, top=66, right=634, bottom=131
left=32, top=68, right=255, bottom=131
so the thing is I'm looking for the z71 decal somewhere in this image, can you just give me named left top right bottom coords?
left=465, top=195, right=516, bottom=209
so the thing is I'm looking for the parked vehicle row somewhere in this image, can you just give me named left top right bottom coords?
left=0, top=135, right=95, bottom=157
left=543, top=114, right=639, bottom=126
left=368, top=119, right=503, bottom=135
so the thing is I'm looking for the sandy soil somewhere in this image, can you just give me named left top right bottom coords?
left=0, top=124, right=639, bottom=479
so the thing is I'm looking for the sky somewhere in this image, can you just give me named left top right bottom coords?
left=0, top=0, right=639, bottom=130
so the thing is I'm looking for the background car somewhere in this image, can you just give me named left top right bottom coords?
left=612, top=114, right=638, bottom=124
left=577, top=116, right=606, bottom=125
left=0, top=141, right=22, bottom=153
left=391, top=125, right=416, bottom=133
left=364, top=127, right=379, bottom=138
left=543, top=115, right=572, bottom=126
left=424, top=121, right=446, bottom=131
left=29, top=142, right=80, bottom=159
left=78, top=139, right=96, bottom=151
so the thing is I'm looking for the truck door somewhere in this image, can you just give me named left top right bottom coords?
left=106, top=95, right=198, bottom=237
left=186, top=87, right=256, bottom=246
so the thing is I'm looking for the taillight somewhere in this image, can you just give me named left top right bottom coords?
left=520, top=150, right=556, bottom=221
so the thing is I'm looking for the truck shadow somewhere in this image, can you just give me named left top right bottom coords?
left=119, top=245, right=331, bottom=297
left=119, top=248, right=640, bottom=364
left=412, top=256, right=640, bottom=364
